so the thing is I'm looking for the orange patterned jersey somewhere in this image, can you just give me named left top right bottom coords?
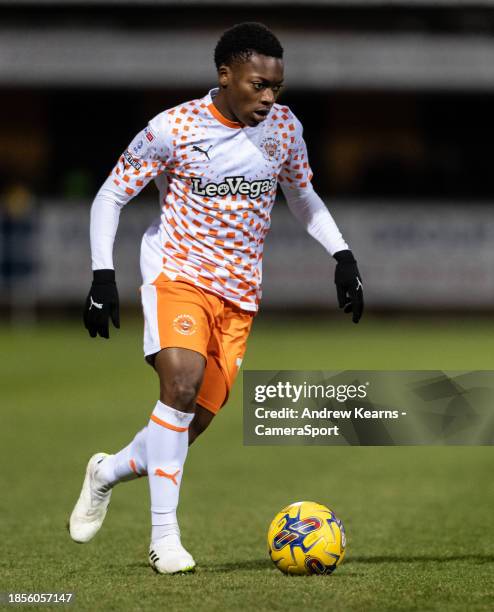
left=104, top=89, right=314, bottom=311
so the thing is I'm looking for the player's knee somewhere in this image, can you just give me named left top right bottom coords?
left=160, top=375, right=201, bottom=412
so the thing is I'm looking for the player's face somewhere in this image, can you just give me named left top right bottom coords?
left=218, top=53, right=284, bottom=127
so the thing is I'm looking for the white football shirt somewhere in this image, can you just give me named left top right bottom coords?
left=91, top=88, right=348, bottom=311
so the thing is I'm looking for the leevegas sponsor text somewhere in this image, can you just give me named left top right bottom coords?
left=191, top=176, right=276, bottom=199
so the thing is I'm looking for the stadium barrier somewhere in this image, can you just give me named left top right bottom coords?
left=1, top=200, right=493, bottom=309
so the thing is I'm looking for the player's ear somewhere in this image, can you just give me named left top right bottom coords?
left=218, top=65, right=230, bottom=88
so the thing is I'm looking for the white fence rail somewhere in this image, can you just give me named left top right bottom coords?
left=2, top=199, right=493, bottom=310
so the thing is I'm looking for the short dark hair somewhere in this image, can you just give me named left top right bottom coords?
left=214, top=22, right=283, bottom=69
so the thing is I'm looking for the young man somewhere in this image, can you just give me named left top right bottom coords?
left=69, top=22, right=364, bottom=574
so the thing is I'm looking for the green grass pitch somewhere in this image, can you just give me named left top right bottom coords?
left=1, top=315, right=494, bottom=611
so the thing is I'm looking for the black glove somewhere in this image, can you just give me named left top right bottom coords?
left=334, top=250, right=364, bottom=324
left=83, top=269, right=120, bottom=339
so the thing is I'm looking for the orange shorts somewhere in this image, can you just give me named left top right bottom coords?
left=141, top=275, right=254, bottom=414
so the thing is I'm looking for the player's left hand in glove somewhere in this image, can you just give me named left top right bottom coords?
left=84, top=269, right=120, bottom=339
left=334, top=250, right=364, bottom=324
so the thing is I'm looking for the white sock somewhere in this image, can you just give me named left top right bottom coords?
left=97, top=427, right=148, bottom=488
left=151, top=509, right=180, bottom=542
left=147, top=401, right=194, bottom=544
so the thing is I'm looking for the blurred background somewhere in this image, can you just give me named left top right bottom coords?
left=2, top=5, right=494, bottom=608
left=1, top=0, right=494, bottom=318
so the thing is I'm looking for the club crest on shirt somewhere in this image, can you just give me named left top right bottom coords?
left=260, top=137, right=281, bottom=161
left=173, top=314, right=197, bottom=336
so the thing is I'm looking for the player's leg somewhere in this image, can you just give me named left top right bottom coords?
left=93, top=420, right=148, bottom=492
left=69, top=421, right=150, bottom=543
left=189, top=405, right=215, bottom=445
left=68, top=403, right=214, bottom=545
left=146, top=289, right=251, bottom=574
left=69, top=279, right=213, bottom=551
left=95, top=426, right=148, bottom=484
left=147, top=346, right=205, bottom=573
left=94, top=398, right=214, bottom=489
left=98, top=403, right=215, bottom=484
left=140, top=279, right=216, bottom=572
left=95, top=367, right=215, bottom=488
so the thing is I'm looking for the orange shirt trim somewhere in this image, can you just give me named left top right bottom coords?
left=207, top=103, right=243, bottom=129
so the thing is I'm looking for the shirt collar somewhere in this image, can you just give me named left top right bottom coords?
left=206, top=88, right=243, bottom=129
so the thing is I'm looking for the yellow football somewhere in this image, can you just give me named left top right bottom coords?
left=267, top=501, right=346, bottom=575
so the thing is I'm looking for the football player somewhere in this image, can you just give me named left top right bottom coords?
left=69, top=22, right=363, bottom=574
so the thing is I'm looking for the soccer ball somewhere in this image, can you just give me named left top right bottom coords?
left=267, top=501, right=346, bottom=575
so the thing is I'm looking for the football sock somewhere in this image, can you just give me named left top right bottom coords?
left=147, top=401, right=194, bottom=543
left=97, top=426, right=148, bottom=488
left=151, top=509, right=180, bottom=541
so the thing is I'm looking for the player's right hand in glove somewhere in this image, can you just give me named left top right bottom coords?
left=83, top=269, right=120, bottom=339
left=334, top=250, right=364, bottom=324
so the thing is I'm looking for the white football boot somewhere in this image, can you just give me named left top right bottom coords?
left=69, top=453, right=113, bottom=543
left=149, top=534, right=196, bottom=574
